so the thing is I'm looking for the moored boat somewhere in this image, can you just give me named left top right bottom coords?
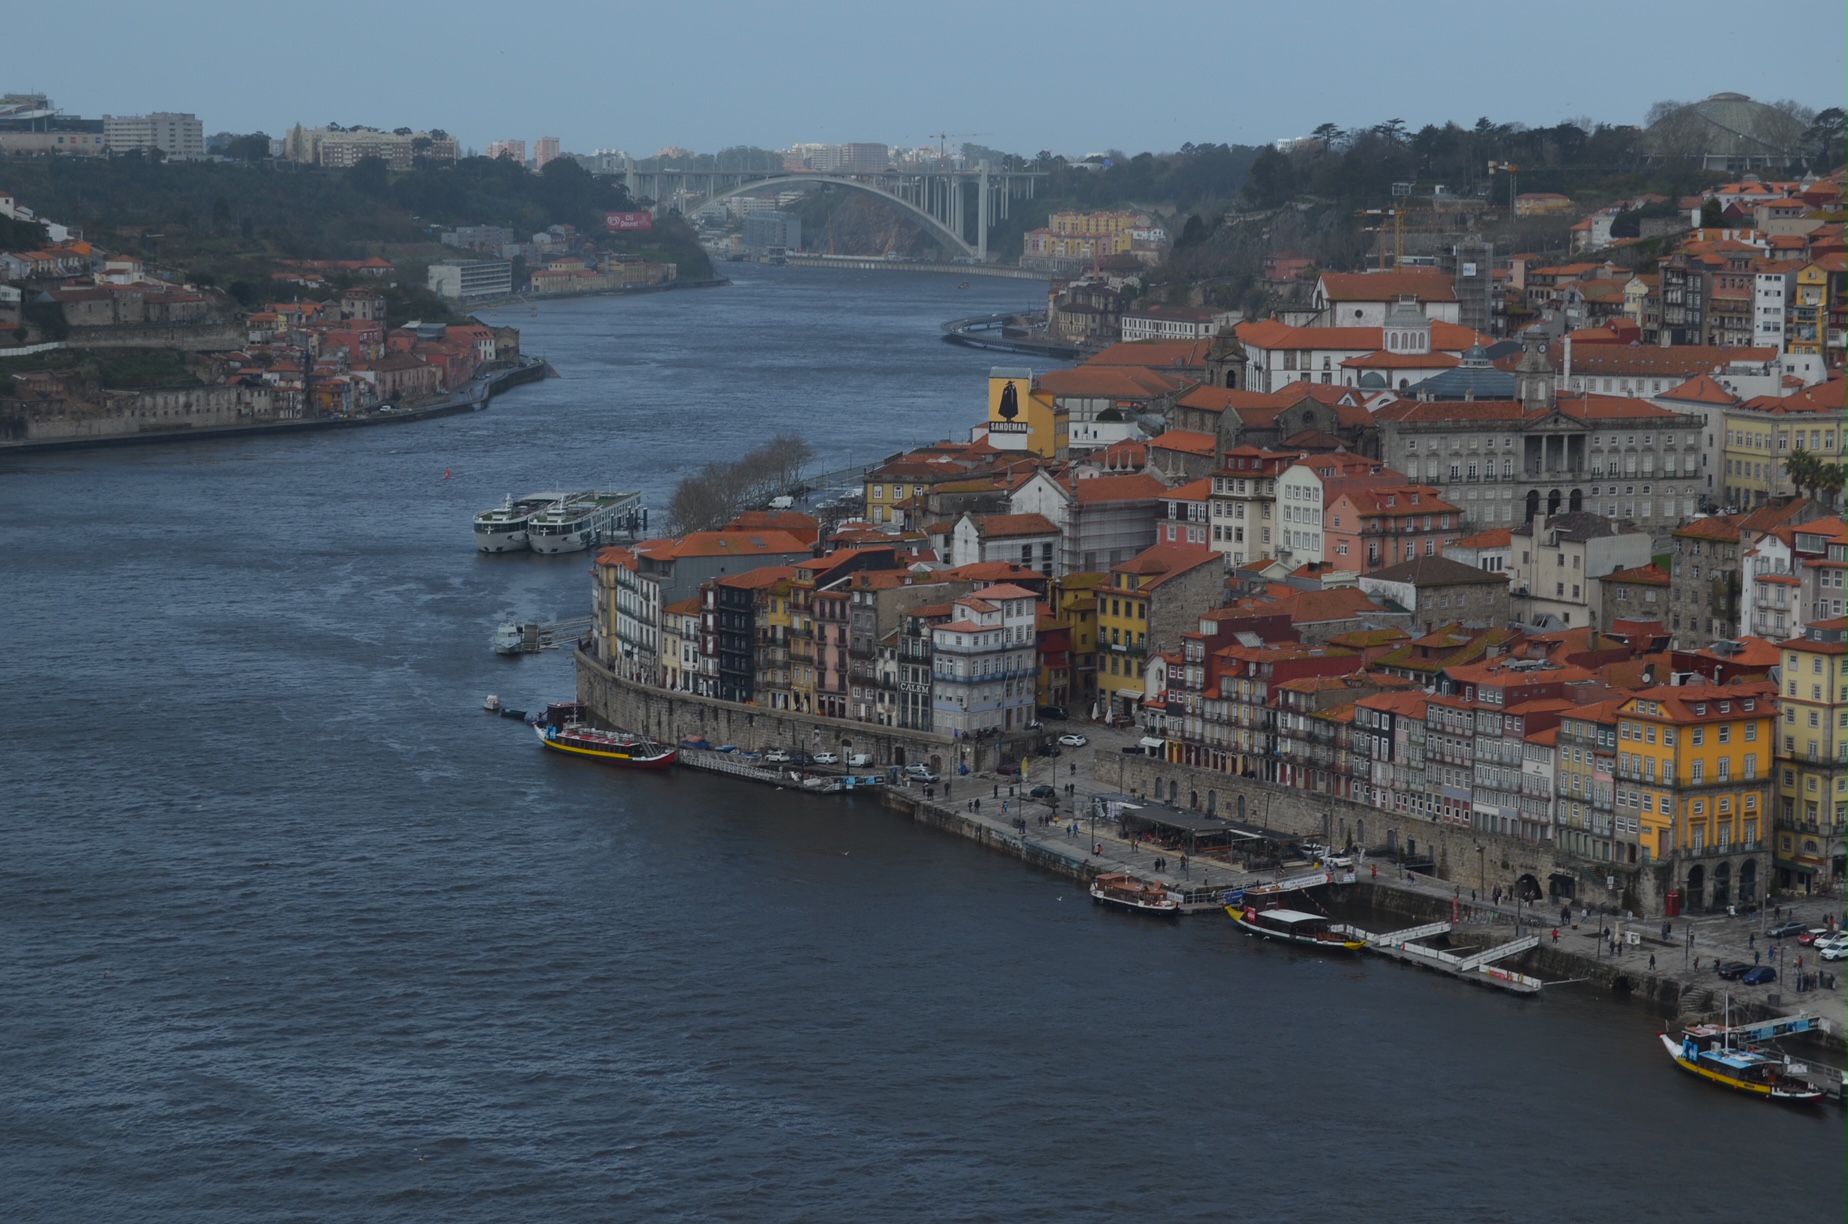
left=1227, top=904, right=1366, bottom=950
left=534, top=720, right=677, bottom=768
left=1660, top=1014, right=1824, bottom=1103
left=527, top=490, right=644, bottom=555
left=474, top=491, right=574, bottom=553
left=1089, top=871, right=1180, bottom=915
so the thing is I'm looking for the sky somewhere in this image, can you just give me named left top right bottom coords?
left=11, top=1, right=1846, bottom=158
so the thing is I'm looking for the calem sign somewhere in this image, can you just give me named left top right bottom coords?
left=605, top=211, right=654, bottom=232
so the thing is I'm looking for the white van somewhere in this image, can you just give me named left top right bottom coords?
left=847, top=752, right=875, bottom=768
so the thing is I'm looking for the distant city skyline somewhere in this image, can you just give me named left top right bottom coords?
left=11, top=1, right=1844, bottom=159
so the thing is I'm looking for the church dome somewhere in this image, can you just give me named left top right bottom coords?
left=1645, top=93, right=1805, bottom=167
left=1358, top=370, right=1388, bottom=390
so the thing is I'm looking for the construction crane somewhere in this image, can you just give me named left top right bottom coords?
left=925, top=132, right=985, bottom=163
left=1487, top=161, right=1519, bottom=211
left=1356, top=207, right=1404, bottom=271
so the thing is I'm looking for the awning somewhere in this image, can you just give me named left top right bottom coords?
left=1139, top=736, right=1166, bottom=749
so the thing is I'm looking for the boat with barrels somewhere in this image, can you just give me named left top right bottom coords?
left=531, top=701, right=676, bottom=768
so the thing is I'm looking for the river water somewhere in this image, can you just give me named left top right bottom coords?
left=2, top=266, right=1840, bottom=1221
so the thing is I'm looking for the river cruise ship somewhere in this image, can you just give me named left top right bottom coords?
left=527, top=490, right=644, bottom=555
left=474, top=491, right=579, bottom=553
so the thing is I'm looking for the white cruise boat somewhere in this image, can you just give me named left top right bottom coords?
left=527, top=490, right=644, bottom=555
left=474, top=491, right=577, bottom=553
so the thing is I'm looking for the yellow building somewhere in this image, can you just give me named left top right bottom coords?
left=1789, top=262, right=1827, bottom=357
left=1620, top=681, right=1776, bottom=908
left=1775, top=617, right=1847, bottom=890
left=1096, top=569, right=1151, bottom=715
left=987, top=368, right=1062, bottom=458
left=755, top=571, right=798, bottom=709
left=659, top=597, right=703, bottom=692
left=1721, top=399, right=1843, bottom=508
left=1044, top=572, right=1105, bottom=710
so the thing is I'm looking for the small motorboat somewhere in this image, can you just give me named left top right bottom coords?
left=1089, top=871, right=1180, bottom=916
left=483, top=694, right=501, bottom=712
left=492, top=621, right=525, bottom=655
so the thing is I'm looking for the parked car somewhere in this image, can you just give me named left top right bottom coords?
left=847, top=753, right=874, bottom=768
left=1037, top=706, right=1069, bottom=721
left=1028, top=784, right=1056, bottom=800
left=1820, top=940, right=1847, bottom=961
left=1765, top=921, right=1808, bottom=939
left=997, top=762, right=1020, bottom=777
left=1796, top=928, right=1832, bottom=946
left=904, top=765, right=939, bottom=783
left=764, top=749, right=792, bottom=764
left=812, top=752, right=840, bottom=765
left=1741, top=966, right=1778, bottom=986
left=1058, top=733, right=1089, bottom=747
left=1714, top=961, right=1754, bottom=980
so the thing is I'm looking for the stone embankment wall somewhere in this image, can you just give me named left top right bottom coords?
left=577, top=650, right=1011, bottom=773
left=66, top=323, right=245, bottom=351
left=1103, top=752, right=1763, bottom=922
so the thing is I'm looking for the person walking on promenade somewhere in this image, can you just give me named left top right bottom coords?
left=1552, top=928, right=1559, bottom=944
left=1748, top=931, right=1755, bottom=948
left=993, top=784, right=999, bottom=799
left=1754, top=950, right=1760, bottom=965
left=1371, top=864, right=1378, bottom=880
left=1648, top=954, right=1656, bottom=971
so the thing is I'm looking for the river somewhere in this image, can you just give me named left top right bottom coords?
left=1, top=266, right=1840, bottom=1221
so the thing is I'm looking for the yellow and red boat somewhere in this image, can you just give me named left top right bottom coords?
left=532, top=705, right=676, bottom=769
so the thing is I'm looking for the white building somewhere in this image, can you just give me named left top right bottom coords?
left=1508, top=513, right=1653, bottom=629
left=428, top=260, right=513, bottom=301
left=930, top=584, right=1040, bottom=735
left=1120, top=305, right=1238, bottom=342
left=1755, top=265, right=1798, bottom=353
left=103, top=112, right=204, bottom=160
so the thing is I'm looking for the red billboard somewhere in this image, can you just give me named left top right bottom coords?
left=605, top=211, right=655, bottom=232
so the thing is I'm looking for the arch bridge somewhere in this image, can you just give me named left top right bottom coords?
left=625, top=166, right=1045, bottom=262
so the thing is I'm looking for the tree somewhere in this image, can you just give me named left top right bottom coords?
left=1372, top=118, right=1407, bottom=144
left=1312, top=123, right=1342, bottom=152
left=1241, top=147, right=1296, bottom=208
left=1699, top=197, right=1723, bottom=228
left=346, top=156, right=390, bottom=198
left=211, top=196, right=232, bottom=233
left=1804, top=108, right=1846, bottom=172
left=1817, top=457, right=1847, bottom=510
left=1784, top=449, right=1816, bottom=500
left=224, top=132, right=270, bottom=162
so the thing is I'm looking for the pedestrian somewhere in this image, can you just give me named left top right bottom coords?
left=1472, top=889, right=1478, bottom=902
left=1070, top=763, right=1076, bottom=776
left=1552, top=928, right=1559, bottom=944
left=1748, top=931, right=1755, bottom=948
left=1649, top=954, right=1656, bottom=971
left=1370, top=864, right=1378, bottom=880
left=945, top=782, right=951, bottom=798
left=993, top=784, right=999, bottom=799
left=1695, top=955, right=1702, bottom=971
left=1754, top=950, right=1760, bottom=965
left=1001, top=800, right=1008, bottom=815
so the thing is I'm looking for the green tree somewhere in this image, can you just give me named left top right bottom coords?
left=346, top=156, right=390, bottom=198
left=1784, top=448, right=1814, bottom=499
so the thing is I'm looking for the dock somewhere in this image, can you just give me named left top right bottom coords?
left=1346, top=919, right=1545, bottom=994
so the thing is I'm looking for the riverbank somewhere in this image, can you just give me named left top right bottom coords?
left=0, top=357, right=551, bottom=454
left=468, top=277, right=732, bottom=311
left=774, top=254, right=1048, bottom=280
left=587, top=655, right=1847, bottom=1051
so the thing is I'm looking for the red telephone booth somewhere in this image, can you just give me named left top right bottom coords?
left=1665, top=890, right=1681, bottom=918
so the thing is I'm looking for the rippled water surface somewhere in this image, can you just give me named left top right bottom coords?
left=3, top=267, right=1841, bottom=1221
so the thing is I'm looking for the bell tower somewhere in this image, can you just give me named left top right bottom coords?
left=1205, top=326, right=1248, bottom=390
left=1515, top=330, right=1556, bottom=412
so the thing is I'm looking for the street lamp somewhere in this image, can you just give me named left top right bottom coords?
left=1477, top=844, right=1486, bottom=895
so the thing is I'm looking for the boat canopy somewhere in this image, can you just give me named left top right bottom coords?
left=1253, top=908, right=1324, bottom=925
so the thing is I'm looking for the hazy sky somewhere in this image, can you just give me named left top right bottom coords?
left=13, top=1, right=1845, bottom=157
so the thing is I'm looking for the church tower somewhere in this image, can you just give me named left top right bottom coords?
left=1204, top=326, right=1248, bottom=390
left=1514, top=330, right=1557, bottom=412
